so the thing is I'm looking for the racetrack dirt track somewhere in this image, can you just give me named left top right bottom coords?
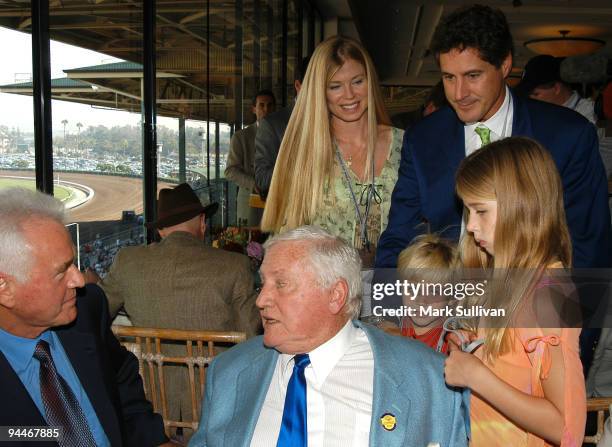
left=1, top=170, right=173, bottom=222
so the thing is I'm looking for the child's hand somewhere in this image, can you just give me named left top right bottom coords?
left=445, top=329, right=477, bottom=351
left=444, top=349, right=484, bottom=388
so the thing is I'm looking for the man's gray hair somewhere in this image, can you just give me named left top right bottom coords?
left=263, top=226, right=363, bottom=318
left=0, top=188, right=66, bottom=282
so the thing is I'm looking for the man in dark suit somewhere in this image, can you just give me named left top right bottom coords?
left=254, top=57, right=310, bottom=199
left=0, top=188, right=170, bottom=447
left=376, top=4, right=610, bottom=270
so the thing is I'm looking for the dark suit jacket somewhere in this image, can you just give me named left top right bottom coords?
left=376, top=90, right=611, bottom=269
left=0, top=284, right=167, bottom=447
left=254, top=105, right=293, bottom=198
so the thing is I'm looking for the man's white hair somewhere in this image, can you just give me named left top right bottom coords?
left=0, top=188, right=65, bottom=282
left=263, top=225, right=363, bottom=319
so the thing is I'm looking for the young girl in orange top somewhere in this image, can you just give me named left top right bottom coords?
left=445, top=137, right=585, bottom=446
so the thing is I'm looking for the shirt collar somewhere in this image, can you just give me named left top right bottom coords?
left=563, top=91, right=580, bottom=110
left=465, top=85, right=512, bottom=139
left=279, top=320, right=358, bottom=386
left=0, top=328, right=54, bottom=374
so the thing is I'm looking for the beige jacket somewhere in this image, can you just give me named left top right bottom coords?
left=225, top=123, right=257, bottom=191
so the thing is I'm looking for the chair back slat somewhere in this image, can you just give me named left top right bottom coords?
left=112, top=325, right=246, bottom=437
left=585, top=396, right=612, bottom=444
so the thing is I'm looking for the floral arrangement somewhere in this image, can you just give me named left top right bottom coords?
left=213, top=227, right=266, bottom=270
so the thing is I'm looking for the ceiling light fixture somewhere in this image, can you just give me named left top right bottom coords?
left=524, top=30, right=605, bottom=57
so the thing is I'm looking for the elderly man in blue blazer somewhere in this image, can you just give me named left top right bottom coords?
left=376, top=5, right=610, bottom=270
left=189, top=226, right=468, bottom=447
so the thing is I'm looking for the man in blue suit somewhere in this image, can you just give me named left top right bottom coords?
left=376, top=4, right=610, bottom=270
left=190, top=226, right=468, bottom=447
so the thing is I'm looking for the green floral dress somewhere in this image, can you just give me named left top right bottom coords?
left=311, top=127, right=404, bottom=260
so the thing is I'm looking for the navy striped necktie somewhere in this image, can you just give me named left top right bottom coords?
left=33, top=340, right=97, bottom=447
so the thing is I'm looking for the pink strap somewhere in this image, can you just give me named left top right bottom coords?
left=523, top=335, right=560, bottom=379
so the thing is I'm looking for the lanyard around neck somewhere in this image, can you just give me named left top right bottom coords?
left=335, top=144, right=376, bottom=250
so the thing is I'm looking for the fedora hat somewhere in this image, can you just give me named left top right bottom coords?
left=148, top=183, right=218, bottom=229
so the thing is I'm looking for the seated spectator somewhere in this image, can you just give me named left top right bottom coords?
left=92, top=183, right=260, bottom=433
left=397, top=234, right=458, bottom=353
left=189, top=225, right=468, bottom=447
left=0, top=188, right=170, bottom=446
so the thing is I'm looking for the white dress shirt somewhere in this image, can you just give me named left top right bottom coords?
left=564, top=90, right=597, bottom=124
left=463, top=85, right=514, bottom=156
left=250, top=321, right=374, bottom=447
left=460, top=86, right=514, bottom=236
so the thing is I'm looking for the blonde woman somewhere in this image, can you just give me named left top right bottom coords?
left=261, top=36, right=403, bottom=267
left=445, top=137, right=585, bottom=446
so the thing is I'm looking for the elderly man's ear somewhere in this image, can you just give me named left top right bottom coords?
left=0, top=274, right=16, bottom=308
left=328, top=278, right=349, bottom=315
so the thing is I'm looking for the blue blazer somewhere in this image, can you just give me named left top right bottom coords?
left=376, top=90, right=611, bottom=269
left=189, top=321, right=468, bottom=447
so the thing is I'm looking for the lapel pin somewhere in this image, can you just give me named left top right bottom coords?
left=380, top=413, right=396, bottom=431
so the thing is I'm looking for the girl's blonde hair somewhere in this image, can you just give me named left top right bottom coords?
left=455, top=137, right=572, bottom=359
left=261, top=35, right=390, bottom=233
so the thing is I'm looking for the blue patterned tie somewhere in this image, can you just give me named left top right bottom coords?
left=277, top=354, right=311, bottom=447
left=34, top=340, right=96, bottom=447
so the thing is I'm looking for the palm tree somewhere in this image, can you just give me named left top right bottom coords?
left=76, top=122, right=83, bottom=154
left=61, top=119, right=68, bottom=154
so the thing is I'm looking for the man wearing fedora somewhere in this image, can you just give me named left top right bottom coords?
left=96, top=183, right=260, bottom=429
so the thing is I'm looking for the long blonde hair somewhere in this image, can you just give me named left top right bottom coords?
left=261, top=36, right=390, bottom=233
left=455, top=137, right=572, bottom=359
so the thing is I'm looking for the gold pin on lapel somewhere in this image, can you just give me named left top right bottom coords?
left=380, top=413, right=396, bottom=431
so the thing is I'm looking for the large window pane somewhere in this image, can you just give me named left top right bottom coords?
left=47, top=1, right=145, bottom=277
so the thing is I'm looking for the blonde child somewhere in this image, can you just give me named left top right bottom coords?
left=444, top=137, right=585, bottom=446
left=397, top=234, right=458, bottom=353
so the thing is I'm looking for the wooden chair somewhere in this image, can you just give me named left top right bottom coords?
left=586, top=396, right=612, bottom=444
left=111, top=325, right=246, bottom=436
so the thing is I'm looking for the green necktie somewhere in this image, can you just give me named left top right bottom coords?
left=474, top=126, right=491, bottom=147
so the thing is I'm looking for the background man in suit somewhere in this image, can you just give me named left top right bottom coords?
left=0, top=188, right=170, bottom=447
left=376, top=4, right=610, bottom=270
left=225, top=89, right=276, bottom=226
left=254, top=57, right=310, bottom=199
left=189, top=226, right=467, bottom=447
left=97, top=183, right=260, bottom=427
